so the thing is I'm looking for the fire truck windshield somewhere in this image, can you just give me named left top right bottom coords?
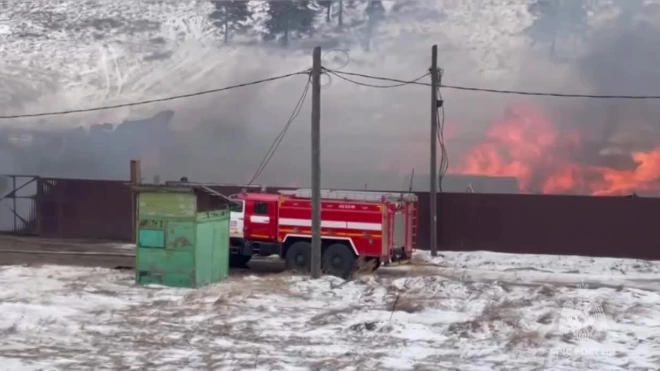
left=229, top=200, right=244, bottom=213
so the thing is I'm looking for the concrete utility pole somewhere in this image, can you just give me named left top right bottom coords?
left=430, top=45, right=439, bottom=257
left=311, top=46, right=322, bottom=278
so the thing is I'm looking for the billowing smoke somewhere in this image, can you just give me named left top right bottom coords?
left=444, top=0, right=660, bottom=195
left=576, top=2, right=660, bottom=151
left=3, top=0, right=660, bottom=194
left=546, top=0, right=660, bottom=194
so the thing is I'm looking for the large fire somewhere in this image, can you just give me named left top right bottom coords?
left=449, top=102, right=660, bottom=196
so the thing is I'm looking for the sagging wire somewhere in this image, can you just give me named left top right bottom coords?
left=0, top=70, right=309, bottom=119
left=320, top=70, right=334, bottom=88
left=321, top=48, right=351, bottom=71
left=248, top=72, right=312, bottom=185
left=325, top=68, right=430, bottom=88
left=321, top=70, right=660, bottom=99
left=317, top=48, right=349, bottom=89
left=436, top=68, right=449, bottom=192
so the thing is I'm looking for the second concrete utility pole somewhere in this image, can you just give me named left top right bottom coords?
left=311, top=46, right=322, bottom=278
left=430, top=45, right=439, bottom=257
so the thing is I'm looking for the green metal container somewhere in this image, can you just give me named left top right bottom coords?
left=133, top=185, right=230, bottom=288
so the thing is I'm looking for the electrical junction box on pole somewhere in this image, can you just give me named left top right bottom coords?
left=132, top=184, right=232, bottom=288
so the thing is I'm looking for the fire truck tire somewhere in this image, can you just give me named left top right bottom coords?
left=371, top=258, right=381, bottom=272
left=285, top=241, right=311, bottom=273
left=230, top=254, right=252, bottom=268
left=322, top=243, right=356, bottom=279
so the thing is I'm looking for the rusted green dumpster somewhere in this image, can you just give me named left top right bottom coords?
left=133, top=184, right=230, bottom=288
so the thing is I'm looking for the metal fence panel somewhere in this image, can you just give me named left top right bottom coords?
left=431, top=192, right=660, bottom=260
left=37, top=178, right=133, bottom=241
left=0, top=175, right=38, bottom=235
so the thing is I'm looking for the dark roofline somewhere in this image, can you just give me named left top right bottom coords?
left=132, top=183, right=238, bottom=205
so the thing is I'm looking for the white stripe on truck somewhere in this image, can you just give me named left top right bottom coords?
left=250, top=215, right=270, bottom=224
left=279, top=218, right=382, bottom=231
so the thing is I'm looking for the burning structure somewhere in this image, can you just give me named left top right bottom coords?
left=449, top=102, right=660, bottom=197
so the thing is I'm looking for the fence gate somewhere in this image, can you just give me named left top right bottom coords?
left=0, top=175, right=39, bottom=235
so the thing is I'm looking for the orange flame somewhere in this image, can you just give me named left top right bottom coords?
left=451, top=102, right=660, bottom=196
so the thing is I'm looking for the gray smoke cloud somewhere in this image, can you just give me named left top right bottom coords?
left=575, top=5, right=660, bottom=152
left=2, top=0, right=660, bottom=193
left=527, top=0, right=660, bottom=183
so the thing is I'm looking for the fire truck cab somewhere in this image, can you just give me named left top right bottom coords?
left=229, top=188, right=418, bottom=278
left=228, top=192, right=283, bottom=258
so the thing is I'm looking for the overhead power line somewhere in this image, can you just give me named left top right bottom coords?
left=0, top=70, right=310, bottom=120
left=248, top=73, right=312, bottom=185
left=327, top=70, right=660, bottom=99
left=325, top=69, right=429, bottom=88
left=438, top=84, right=660, bottom=99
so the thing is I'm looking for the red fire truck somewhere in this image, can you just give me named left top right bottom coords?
left=228, top=188, right=418, bottom=278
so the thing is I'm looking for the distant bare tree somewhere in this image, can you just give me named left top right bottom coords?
left=209, top=0, right=251, bottom=43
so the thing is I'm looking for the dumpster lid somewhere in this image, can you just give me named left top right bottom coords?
left=132, top=183, right=238, bottom=205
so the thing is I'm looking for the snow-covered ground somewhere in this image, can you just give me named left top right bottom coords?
left=1, top=250, right=659, bottom=370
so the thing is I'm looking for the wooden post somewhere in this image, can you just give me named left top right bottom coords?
left=12, top=176, right=16, bottom=232
left=130, top=160, right=142, bottom=243
left=130, top=160, right=142, bottom=185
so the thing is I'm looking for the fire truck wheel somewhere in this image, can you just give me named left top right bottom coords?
left=371, top=258, right=381, bottom=272
left=285, top=241, right=311, bottom=272
left=230, top=254, right=252, bottom=268
left=322, top=243, right=356, bottom=279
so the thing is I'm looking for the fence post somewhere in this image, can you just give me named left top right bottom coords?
left=35, top=177, right=42, bottom=236
left=130, top=160, right=142, bottom=244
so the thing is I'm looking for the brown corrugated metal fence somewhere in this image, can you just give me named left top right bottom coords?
left=15, top=178, right=660, bottom=260
left=430, top=192, right=660, bottom=260
left=37, top=178, right=133, bottom=241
